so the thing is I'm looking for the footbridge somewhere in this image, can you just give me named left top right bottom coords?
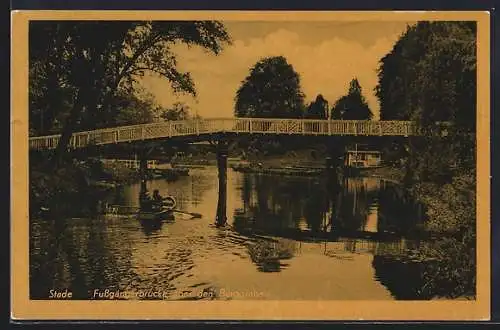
left=29, top=118, right=418, bottom=151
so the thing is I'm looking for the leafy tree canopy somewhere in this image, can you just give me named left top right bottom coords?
left=331, top=78, right=373, bottom=120
left=305, top=94, right=329, bottom=119
left=234, top=56, right=306, bottom=119
left=375, top=21, right=476, bottom=128
left=374, top=21, right=476, bottom=178
left=160, top=102, right=192, bottom=121
left=112, top=90, right=158, bottom=126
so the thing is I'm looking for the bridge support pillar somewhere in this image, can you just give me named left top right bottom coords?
left=140, top=178, right=147, bottom=195
left=139, top=149, right=148, bottom=181
left=215, top=141, right=229, bottom=227
left=326, top=138, right=344, bottom=186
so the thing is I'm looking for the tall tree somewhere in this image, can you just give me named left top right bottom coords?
left=375, top=21, right=476, bottom=177
left=29, top=21, right=231, bottom=166
left=305, top=94, right=329, bottom=119
left=234, top=56, right=305, bottom=118
left=331, top=78, right=373, bottom=120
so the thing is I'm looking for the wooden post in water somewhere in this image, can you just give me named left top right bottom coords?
left=325, top=154, right=337, bottom=192
left=215, top=141, right=229, bottom=227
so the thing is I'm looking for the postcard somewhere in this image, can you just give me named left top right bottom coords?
left=11, top=10, right=490, bottom=320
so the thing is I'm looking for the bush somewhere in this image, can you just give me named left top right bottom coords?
left=405, top=171, right=476, bottom=298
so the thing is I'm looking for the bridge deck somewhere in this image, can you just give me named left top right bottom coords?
left=29, top=118, right=417, bottom=150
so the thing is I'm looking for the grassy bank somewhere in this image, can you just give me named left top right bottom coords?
left=369, top=168, right=476, bottom=299
left=407, top=172, right=476, bottom=298
left=29, top=158, right=140, bottom=218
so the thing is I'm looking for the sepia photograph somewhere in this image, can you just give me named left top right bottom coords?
left=11, top=10, right=490, bottom=320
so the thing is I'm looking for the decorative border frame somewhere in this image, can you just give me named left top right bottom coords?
left=11, top=10, right=491, bottom=321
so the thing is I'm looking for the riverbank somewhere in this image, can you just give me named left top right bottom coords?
left=389, top=170, right=476, bottom=299
left=231, top=162, right=325, bottom=177
left=228, top=158, right=407, bottom=183
left=174, top=146, right=409, bottom=182
left=29, top=158, right=141, bottom=218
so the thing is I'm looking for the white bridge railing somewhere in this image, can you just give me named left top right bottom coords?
left=29, top=118, right=418, bottom=150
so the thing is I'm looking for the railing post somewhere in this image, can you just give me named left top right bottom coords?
left=169, top=122, right=172, bottom=137
left=249, top=119, right=252, bottom=134
left=328, top=120, right=331, bottom=135
left=196, top=120, right=200, bottom=135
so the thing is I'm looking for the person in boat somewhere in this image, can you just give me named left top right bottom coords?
left=152, top=189, right=165, bottom=212
left=151, top=189, right=177, bottom=211
left=152, top=189, right=164, bottom=201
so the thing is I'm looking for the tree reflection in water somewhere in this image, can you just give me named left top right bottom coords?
left=247, top=238, right=296, bottom=272
left=233, top=173, right=424, bottom=274
left=30, top=215, right=133, bottom=299
left=328, top=177, right=379, bottom=233
left=372, top=254, right=430, bottom=300
left=234, top=174, right=413, bottom=236
left=138, top=219, right=163, bottom=236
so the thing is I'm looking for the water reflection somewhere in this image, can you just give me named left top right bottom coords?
left=30, top=215, right=135, bottom=299
left=233, top=175, right=422, bottom=238
left=247, top=238, right=296, bottom=272
left=138, top=219, right=163, bottom=236
left=31, top=167, right=432, bottom=300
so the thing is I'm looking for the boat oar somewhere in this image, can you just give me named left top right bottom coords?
left=170, top=209, right=202, bottom=218
left=104, top=204, right=202, bottom=218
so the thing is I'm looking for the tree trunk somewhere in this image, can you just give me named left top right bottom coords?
left=50, top=89, right=86, bottom=168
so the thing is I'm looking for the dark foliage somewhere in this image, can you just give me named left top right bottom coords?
left=331, top=78, right=373, bottom=120
left=235, top=56, right=306, bottom=119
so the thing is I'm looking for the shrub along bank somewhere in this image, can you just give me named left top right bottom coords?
left=29, top=157, right=140, bottom=218
left=406, top=171, right=476, bottom=299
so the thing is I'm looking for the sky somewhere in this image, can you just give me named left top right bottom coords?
left=139, top=21, right=415, bottom=120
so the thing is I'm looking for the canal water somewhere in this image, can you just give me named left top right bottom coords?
left=30, top=166, right=433, bottom=301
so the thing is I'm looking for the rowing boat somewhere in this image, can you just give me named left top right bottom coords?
left=137, top=208, right=174, bottom=221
